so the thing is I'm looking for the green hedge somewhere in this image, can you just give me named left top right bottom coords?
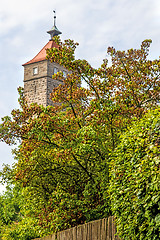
left=109, top=108, right=160, bottom=240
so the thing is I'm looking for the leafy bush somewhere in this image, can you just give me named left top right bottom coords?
left=110, top=108, right=160, bottom=240
left=1, top=217, right=41, bottom=240
left=0, top=183, right=41, bottom=240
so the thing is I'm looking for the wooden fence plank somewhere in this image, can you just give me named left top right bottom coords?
left=77, top=224, right=83, bottom=240
left=73, top=225, right=77, bottom=240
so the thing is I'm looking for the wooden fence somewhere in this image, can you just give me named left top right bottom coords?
left=34, top=216, right=120, bottom=240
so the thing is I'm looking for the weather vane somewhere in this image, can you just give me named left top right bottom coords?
left=47, top=10, right=62, bottom=40
left=53, top=10, right=56, bottom=26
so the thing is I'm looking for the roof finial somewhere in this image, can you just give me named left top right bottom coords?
left=53, top=10, right=56, bottom=26
left=47, top=10, right=62, bottom=40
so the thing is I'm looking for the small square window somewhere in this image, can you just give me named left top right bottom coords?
left=33, top=67, right=38, bottom=75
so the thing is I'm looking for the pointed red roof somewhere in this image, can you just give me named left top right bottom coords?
left=23, top=40, right=58, bottom=66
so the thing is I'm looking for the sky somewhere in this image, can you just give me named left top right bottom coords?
left=0, top=0, right=160, bottom=192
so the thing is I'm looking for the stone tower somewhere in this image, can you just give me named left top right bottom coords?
left=23, top=12, right=67, bottom=106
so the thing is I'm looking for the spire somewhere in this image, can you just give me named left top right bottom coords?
left=47, top=10, right=62, bottom=40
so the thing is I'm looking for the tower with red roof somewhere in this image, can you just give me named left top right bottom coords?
left=23, top=12, right=66, bottom=106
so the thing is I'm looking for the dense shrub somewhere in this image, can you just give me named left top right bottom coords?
left=110, top=108, right=160, bottom=240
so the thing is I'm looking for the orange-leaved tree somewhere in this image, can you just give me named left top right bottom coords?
left=0, top=37, right=159, bottom=236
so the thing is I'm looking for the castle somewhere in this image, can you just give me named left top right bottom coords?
left=22, top=12, right=66, bottom=106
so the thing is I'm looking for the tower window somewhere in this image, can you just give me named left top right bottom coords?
left=54, top=67, right=58, bottom=74
left=63, top=71, right=67, bottom=78
left=33, top=67, right=38, bottom=75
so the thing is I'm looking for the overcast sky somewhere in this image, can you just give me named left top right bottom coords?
left=0, top=0, right=160, bottom=192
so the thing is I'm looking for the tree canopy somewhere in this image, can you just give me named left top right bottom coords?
left=0, top=38, right=159, bottom=239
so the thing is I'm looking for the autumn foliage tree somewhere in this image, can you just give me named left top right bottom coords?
left=0, top=37, right=159, bottom=238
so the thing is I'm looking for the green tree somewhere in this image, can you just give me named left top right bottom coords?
left=0, top=185, right=19, bottom=239
left=0, top=168, right=41, bottom=240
